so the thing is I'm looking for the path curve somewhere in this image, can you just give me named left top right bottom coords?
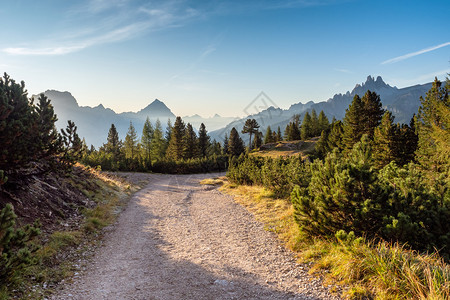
left=52, top=173, right=339, bottom=300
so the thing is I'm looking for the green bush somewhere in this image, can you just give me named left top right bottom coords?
left=0, top=204, right=40, bottom=284
left=291, top=136, right=450, bottom=258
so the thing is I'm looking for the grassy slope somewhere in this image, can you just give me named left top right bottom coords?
left=1, top=166, right=144, bottom=299
left=250, top=139, right=317, bottom=159
left=207, top=177, right=450, bottom=300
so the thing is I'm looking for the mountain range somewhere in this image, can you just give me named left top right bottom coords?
left=39, top=75, right=431, bottom=148
left=209, top=76, right=431, bottom=143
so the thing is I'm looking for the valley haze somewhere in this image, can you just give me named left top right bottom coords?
left=41, top=75, right=433, bottom=148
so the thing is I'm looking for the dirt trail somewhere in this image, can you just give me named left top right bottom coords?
left=51, top=173, right=339, bottom=300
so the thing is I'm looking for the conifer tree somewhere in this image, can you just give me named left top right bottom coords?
left=61, top=120, right=82, bottom=167
left=416, top=77, right=449, bottom=174
left=277, top=126, right=283, bottom=141
left=264, top=126, right=273, bottom=144
left=252, top=131, right=263, bottom=149
left=317, top=110, right=330, bottom=134
left=228, top=127, right=245, bottom=156
left=328, top=120, right=344, bottom=151
left=151, top=119, right=165, bottom=161
left=166, top=116, right=185, bottom=160
left=164, top=118, right=173, bottom=154
left=198, top=123, right=210, bottom=158
left=208, top=139, right=222, bottom=156
left=242, top=119, right=260, bottom=150
left=35, top=93, right=62, bottom=160
left=124, top=121, right=138, bottom=159
left=141, top=117, right=153, bottom=164
left=104, top=124, right=122, bottom=160
left=372, top=111, right=395, bottom=169
left=301, top=112, right=312, bottom=140
left=223, top=134, right=229, bottom=155
left=310, top=109, right=319, bottom=136
left=183, top=123, right=199, bottom=159
left=361, top=90, right=385, bottom=139
left=0, top=73, right=37, bottom=170
left=342, top=95, right=364, bottom=152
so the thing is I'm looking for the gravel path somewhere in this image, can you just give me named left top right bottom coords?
left=51, top=173, right=339, bottom=300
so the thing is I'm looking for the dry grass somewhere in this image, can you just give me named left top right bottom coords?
left=221, top=179, right=450, bottom=300
left=220, top=179, right=300, bottom=251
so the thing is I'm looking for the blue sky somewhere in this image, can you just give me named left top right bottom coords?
left=1, top=0, right=449, bottom=117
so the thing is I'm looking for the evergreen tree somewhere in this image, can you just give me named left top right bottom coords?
left=35, top=93, right=61, bottom=160
left=141, top=117, right=153, bottom=164
left=183, top=123, right=199, bottom=159
left=314, top=128, right=330, bottom=159
left=242, top=118, right=260, bottom=150
left=166, top=116, right=185, bottom=160
left=223, top=134, right=229, bottom=155
left=328, top=120, right=344, bottom=151
left=342, top=95, right=364, bottom=152
left=310, top=109, right=319, bottom=136
left=361, top=90, right=385, bottom=139
left=317, top=110, right=330, bottom=134
left=151, top=119, right=165, bottom=161
left=277, top=126, right=283, bottom=141
left=164, top=118, right=173, bottom=154
left=372, top=111, right=396, bottom=169
left=252, top=131, right=263, bottom=149
left=61, top=120, right=82, bottom=167
left=208, top=139, right=222, bottom=156
left=264, top=126, right=273, bottom=144
left=198, top=123, right=210, bottom=158
left=228, top=127, right=245, bottom=156
left=416, top=78, right=449, bottom=175
left=301, top=112, right=313, bottom=140
left=0, top=73, right=37, bottom=170
left=104, top=123, right=122, bottom=160
left=124, top=121, right=138, bottom=159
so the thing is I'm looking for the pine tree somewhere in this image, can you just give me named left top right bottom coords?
left=277, top=126, right=283, bottom=141
left=124, top=121, right=138, bottom=159
left=372, top=111, right=396, bottom=169
left=183, top=123, right=199, bottom=159
left=361, top=90, right=385, bottom=139
left=61, top=120, right=82, bottom=167
left=242, top=118, right=260, bottom=150
left=228, top=127, right=245, bottom=156
left=141, top=117, right=153, bottom=164
left=198, top=123, right=210, bottom=158
left=104, top=123, right=122, bottom=160
left=342, top=95, right=364, bottom=152
left=318, top=110, right=330, bottom=134
left=35, top=93, right=62, bottom=160
left=252, top=131, right=263, bottom=149
left=0, top=73, right=37, bottom=170
left=264, top=126, right=273, bottom=144
left=301, top=112, right=312, bottom=140
left=416, top=77, right=449, bottom=174
left=166, top=116, right=185, bottom=160
left=208, top=139, right=222, bottom=156
left=151, top=119, right=165, bottom=161
left=310, top=109, right=319, bottom=136
left=164, top=118, right=173, bottom=154
left=328, top=120, right=344, bottom=151
left=223, top=134, right=229, bottom=155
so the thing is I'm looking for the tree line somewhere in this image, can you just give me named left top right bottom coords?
left=228, top=78, right=450, bottom=259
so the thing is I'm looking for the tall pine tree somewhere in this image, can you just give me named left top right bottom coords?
left=166, top=116, right=185, bottom=160
left=198, top=123, right=210, bottom=158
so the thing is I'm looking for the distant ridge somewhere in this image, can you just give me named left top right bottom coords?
left=209, top=76, right=432, bottom=143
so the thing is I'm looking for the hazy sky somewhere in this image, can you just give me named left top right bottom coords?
left=1, top=0, right=449, bottom=117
